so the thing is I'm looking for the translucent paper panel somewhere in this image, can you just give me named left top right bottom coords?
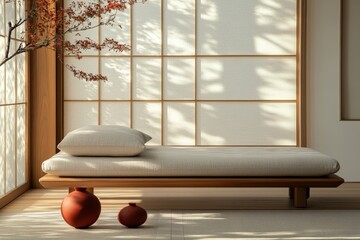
left=133, top=102, right=161, bottom=145
left=133, top=58, right=161, bottom=100
left=100, top=6, right=130, bottom=56
left=100, top=102, right=130, bottom=126
left=133, top=0, right=161, bottom=55
left=164, top=0, right=195, bottom=55
left=6, top=40, right=16, bottom=104
left=198, top=0, right=296, bottom=55
left=198, top=102, right=296, bottom=145
left=64, top=58, right=98, bottom=100
left=164, top=102, right=195, bottom=145
left=0, top=38, right=4, bottom=104
left=16, top=51, right=26, bottom=103
left=0, top=36, right=4, bottom=58
left=198, top=57, right=296, bottom=100
left=16, top=104, right=26, bottom=186
left=100, top=58, right=130, bottom=100
left=6, top=105, right=16, bottom=193
left=64, top=102, right=98, bottom=135
left=15, top=0, right=25, bottom=39
left=5, top=0, right=15, bottom=35
left=64, top=0, right=99, bottom=55
left=163, top=58, right=195, bottom=100
left=0, top=0, right=4, bottom=35
left=0, top=106, right=5, bottom=196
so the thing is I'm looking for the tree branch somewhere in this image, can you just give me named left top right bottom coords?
left=1, top=43, right=26, bottom=66
left=5, top=22, right=12, bottom=59
left=1, top=0, right=147, bottom=80
left=5, top=16, right=28, bottom=58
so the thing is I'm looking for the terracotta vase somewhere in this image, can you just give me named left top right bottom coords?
left=61, top=187, right=101, bottom=229
left=118, top=203, right=147, bottom=228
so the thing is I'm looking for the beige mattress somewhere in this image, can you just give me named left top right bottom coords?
left=41, top=147, right=340, bottom=177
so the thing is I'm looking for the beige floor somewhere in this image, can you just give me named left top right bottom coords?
left=0, top=183, right=360, bottom=239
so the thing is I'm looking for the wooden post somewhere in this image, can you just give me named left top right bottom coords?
left=30, top=0, right=57, bottom=188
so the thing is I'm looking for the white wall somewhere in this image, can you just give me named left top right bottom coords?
left=307, top=0, right=360, bottom=181
left=341, top=0, right=360, bottom=119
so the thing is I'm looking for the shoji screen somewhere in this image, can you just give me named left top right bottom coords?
left=0, top=0, right=27, bottom=198
left=63, top=0, right=299, bottom=146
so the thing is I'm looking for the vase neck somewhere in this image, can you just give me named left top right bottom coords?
left=75, top=187, right=87, bottom=192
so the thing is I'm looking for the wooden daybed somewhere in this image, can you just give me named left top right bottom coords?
left=39, top=146, right=344, bottom=208
left=40, top=174, right=344, bottom=208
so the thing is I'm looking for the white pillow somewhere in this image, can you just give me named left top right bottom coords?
left=57, top=125, right=152, bottom=156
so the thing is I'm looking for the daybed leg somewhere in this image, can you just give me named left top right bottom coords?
left=289, top=187, right=310, bottom=199
left=68, top=187, right=94, bottom=194
left=289, top=187, right=294, bottom=199
left=294, top=187, right=309, bottom=208
left=306, top=188, right=310, bottom=199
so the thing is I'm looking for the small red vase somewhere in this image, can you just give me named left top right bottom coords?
left=61, top=188, right=101, bottom=229
left=118, top=203, right=147, bottom=228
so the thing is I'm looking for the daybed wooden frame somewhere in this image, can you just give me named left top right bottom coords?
left=39, top=174, right=344, bottom=208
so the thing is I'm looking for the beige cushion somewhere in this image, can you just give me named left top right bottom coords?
left=43, top=146, right=340, bottom=177
left=57, top=125, right=152, bottom=156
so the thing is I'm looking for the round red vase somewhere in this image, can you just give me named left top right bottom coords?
left=61, top=188, right=101, bottom=229
left=118, top=203, right=147, bottom=228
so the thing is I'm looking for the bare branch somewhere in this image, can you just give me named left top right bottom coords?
left=5, top=22, right=13, bottom=59
left=1, top=42, right=26, bottom=66
left=4, top=17, right=27, bottom=60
